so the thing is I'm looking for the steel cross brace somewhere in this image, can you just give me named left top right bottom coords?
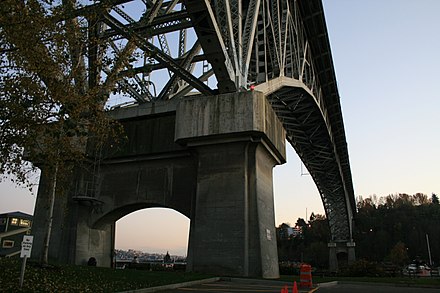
left=101, top=11, right=216, bottom=97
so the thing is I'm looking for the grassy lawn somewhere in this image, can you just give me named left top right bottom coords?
left=3, top=257, right=440, bottom=292
left=279, top=275, right=440, bottom=287
left=0, top=258, right=212, bottom=293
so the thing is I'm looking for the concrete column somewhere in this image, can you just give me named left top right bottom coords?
left=328, top=242, right=338, bottom=273
left=186, top=140, right=279, bottom=277
left=32, top=166, right=114, bottom=267
left=176, top=91, right=286, bottom=278
left=347, top=241, right=356, bottom=265
left=73, top=209, right=114, bottom=267
left=32, top=167, right=75, bottom=264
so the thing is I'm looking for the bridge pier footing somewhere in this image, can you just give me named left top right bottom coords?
left=328, top=241, right=356, bottom=272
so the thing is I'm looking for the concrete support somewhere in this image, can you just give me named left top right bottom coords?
left=31, top=167, right=65, bottom=264
left=31, top=167, right=114, bottom=267
left=347, top=241, right=356, bottom=264
left=328, top=241, right=356, bottom=273
left=73, top=209, right=114, bottom=267
left=328, top=242, right=338, bottom=273
left=176, top=91, right=286, bottom=278
left=31, top=91, right=286, bottom=278
left=31, top=112, right=195, bottom=268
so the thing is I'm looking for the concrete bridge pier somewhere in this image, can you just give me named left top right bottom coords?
left=176, top=92, right=286, bottom=278
left=31, top=166, right=115, bottom=267
left=185, top=140, right=279, bottom=278
left=71, top=209, right=115, bottom=267
left=31, top=91, right=286, bottom=278
left=328, top=241, right=356, bottom=272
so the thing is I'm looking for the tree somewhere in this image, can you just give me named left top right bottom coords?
left=0, top=1, right=130, bottom=265
left=388, top=241, right=409, bottom=267
left=413, top=193, right=429, bottom=205
left=432, top=193, right=439, bottom=205
left=295, top=218, right=307, bottom=228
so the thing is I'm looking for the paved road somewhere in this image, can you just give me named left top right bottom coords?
left=317, top=283, right=440, bottom=293
left=161, top=279, right=440, bottom=293
left=161, top=279, right=315, bottom=293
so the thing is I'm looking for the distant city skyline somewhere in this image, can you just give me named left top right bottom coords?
left=1, top=0, right=439, bottom=256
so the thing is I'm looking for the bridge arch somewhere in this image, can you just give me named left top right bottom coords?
left=92, top=203, right=190, bottom=231
left=113, top=206, right=190, bottom=258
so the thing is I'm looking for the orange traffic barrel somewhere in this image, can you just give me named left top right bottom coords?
left=299, top=264, right=313, bottom=288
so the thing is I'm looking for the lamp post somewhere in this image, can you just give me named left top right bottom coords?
left=426, top=234, right=432, bottom=267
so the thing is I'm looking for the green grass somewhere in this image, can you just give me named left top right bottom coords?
left=279, top=275, right=440, bottom=287
left=0, top=258, right=212, bottom=293
left=3, top=257, right=440, bottom=292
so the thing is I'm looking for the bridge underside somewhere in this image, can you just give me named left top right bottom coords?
left=64, top=0, right=355, bottom=243
left=28, top=0, right=356, bottom=275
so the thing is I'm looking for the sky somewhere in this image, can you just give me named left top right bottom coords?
left=1, top=0, right=439, bottom=257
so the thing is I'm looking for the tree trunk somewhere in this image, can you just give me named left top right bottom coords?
left=41, top=162, right=58, bottom=265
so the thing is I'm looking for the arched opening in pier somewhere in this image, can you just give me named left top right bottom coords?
left=115, top=207, right=190, bottom=264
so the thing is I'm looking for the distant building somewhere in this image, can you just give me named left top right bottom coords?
left=277, top=223, right=303, bottom=240
left=0, top=211, right=33, bottom=257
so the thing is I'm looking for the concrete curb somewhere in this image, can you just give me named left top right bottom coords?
left=338, top=280, right=440, bottom=289
left=220, top=277, right=289, bottom=285
left=223, top=277, right=321, bottom=291
left=118, top=277, right=221, bottom=293
left=317, top=281, right=338, bottom=287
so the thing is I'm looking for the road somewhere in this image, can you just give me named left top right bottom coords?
left=316, top=283, right=440, bottom=293
left=161, top=279, right=440, bottom=293
left=161, top=279, right=315, bottom=293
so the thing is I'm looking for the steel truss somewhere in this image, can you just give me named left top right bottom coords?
left=71, top=0, right=354, bottom=242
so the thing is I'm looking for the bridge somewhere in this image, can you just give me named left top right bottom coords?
left=31, top=0, right=355, bottom=277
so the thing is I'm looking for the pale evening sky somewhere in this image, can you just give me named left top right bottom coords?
left=1, top=0, right=439, bottom=256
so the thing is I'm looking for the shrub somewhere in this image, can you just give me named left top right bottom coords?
left=342, top=259, right=383, bottom=277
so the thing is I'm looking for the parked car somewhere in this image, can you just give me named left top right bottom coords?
left=403, top=264, right=431, bottom=277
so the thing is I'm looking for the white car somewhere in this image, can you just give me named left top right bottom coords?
left=403, top=264, right=431, bottom=277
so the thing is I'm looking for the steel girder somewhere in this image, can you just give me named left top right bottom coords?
left=69, top=0, right=354, bottom=242
left=255, top=77, right=353, bottom=241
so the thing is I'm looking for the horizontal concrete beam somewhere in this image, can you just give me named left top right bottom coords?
left=109, top=98, right=179, bottom=121
left=175, top=91, right=286, bottom=163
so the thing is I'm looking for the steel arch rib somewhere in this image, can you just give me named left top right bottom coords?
left=256, top=76, right=353, bottom=241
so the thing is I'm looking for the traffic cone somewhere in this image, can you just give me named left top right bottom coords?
left=293, top=281, right=298, bottom=293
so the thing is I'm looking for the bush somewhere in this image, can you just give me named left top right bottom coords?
left=279, top=262, right=301, bottom=275
left=342, top=259, right=384, bottom=277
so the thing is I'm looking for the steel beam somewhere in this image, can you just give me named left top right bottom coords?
left=184, top=0, right=237, bottom=93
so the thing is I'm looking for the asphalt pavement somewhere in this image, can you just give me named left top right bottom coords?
left=158, top=279, right=440, bottom=293
left=316, top=283, right=440, bottom=293
left=160, top=278, right=317, bottom=293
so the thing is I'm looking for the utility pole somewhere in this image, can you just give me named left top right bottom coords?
left=426, top=234, right=433, bottom=267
